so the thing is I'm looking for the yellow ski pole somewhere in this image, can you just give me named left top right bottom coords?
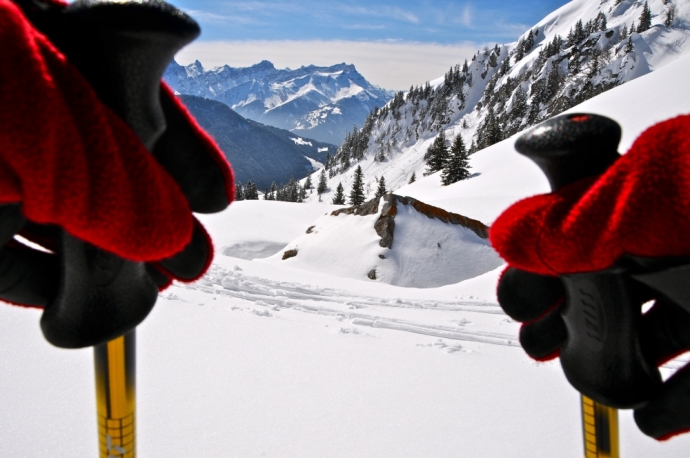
left=94, top=330, right=136, bottom=458
left=581, top=395, right=619, bottom=458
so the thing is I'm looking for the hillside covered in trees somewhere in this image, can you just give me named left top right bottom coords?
left=305, top=0, right=687, bottom=206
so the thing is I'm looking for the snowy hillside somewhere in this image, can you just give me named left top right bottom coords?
left=164, top=60, right=393, bottom=144
left=309, top=0, right=690, bottom=206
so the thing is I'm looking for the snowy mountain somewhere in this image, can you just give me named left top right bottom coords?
left=310, top=0, right=690, bottom=207
left=179, top=95, right=334, bottom=189
left=164, top=60, right=393, bottom=145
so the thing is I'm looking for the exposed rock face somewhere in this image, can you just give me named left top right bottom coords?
left=330, top=193, right=489, bottom=249
left=330, top=197, right=381, bottom=217
left=282, top=249, right=298, bottom=260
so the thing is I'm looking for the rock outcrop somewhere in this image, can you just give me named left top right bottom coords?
left=331, top=193, right=489, bottom=249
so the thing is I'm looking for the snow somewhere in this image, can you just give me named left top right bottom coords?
left=290, top=137, right=313, bottom=146
left=4, top=1, right=690, bottom=456
left=304, top=155, right=323, bottom=170
left=317, top=147, right=329, bottom=153
left=4, top=193, right=690, bottom=455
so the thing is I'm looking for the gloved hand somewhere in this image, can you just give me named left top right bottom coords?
left=490, top=113, right=690, bottom=440
left=0, top=0, right=234, bottom=347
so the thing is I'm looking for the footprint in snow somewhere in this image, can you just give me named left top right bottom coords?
left=417, top=339, right=469, bottom=354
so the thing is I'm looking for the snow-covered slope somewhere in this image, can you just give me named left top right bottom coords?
left=311, top=0, right=690, bottom=207
left=164, top=60, right=393, bottom=144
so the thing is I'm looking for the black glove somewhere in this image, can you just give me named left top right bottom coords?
left=492, top=113, right=690, bottom=440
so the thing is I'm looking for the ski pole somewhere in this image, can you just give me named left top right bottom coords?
left=582, top=396, right=619, bottom=458
left=94, top=331, right=136, bottom=458
left=513, top=113, right=634, bottom=458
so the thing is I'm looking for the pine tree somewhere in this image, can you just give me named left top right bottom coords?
left=500, top=55, right=511, bottom=76
left=409, top=172, right=416, bottom=184
left=638, top=1, right=652, bottom=33
left=510, top=87, right=528, bottom=123
left=597, top=12, right=608, bottom=31
left=304, top=174, right=312, bottom=190
left=332, top=182, right=346, bottom=205
left=263, top=186, right=271, bottom=200
left=665, top=3, right=676, bottom=26
left=317, top=168, right=327, bottom=195
left=300, top=183, right=307, bottom=202
left=349, top=165, right=365, bottom=206
left=245, top=180, right=259, bottom=200
left=545, top=63, right=562, bottom=100
left=270, top=181, right=277, bottom=200
left=625, top=36, right=634, bottom=53
left=525, top=30, right=535, bottom=52
left=620, top=24, right=628, bottom=41
left=235, top=183, right=245, bottom=201
left=286, top=177, right=298, bottom=202
left=424, top=130, right=449, bottom=175
left=442, top=134, right=471, bottom=185
left=514, top=40, right=525, bottom=63
left=375, top=176, right=387, bottom=199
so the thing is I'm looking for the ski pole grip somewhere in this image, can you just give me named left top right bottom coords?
left=514, top=113, right=621, bottom=191
left=514, top=114, right=662, bottom=408
left=24, top=0, right=200, bottom=149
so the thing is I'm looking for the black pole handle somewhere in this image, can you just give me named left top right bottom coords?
left=20, top=0, right=200, bottom=149
left=13, top=0, right=202, bottom=347
left=515, top=113, right=662, bottom=408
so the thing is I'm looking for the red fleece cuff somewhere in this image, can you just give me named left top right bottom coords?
left=1, top=0, right=197, bottom=261
left=491, top=115, right=690, bottom=275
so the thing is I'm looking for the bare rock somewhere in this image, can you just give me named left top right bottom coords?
left=330, top=196, right=381, bottom=217
left=306, top=226, right=315, bottom=234
left=368, top=269, right=376, bottom=280
left=282, top=249, right=298, bottom=260
left=328, top=192, right=489, bottom=253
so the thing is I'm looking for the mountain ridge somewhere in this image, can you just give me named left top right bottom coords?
left=178, top=95, right=335, bottom=190
left=164, top=60, right=393, bottom=144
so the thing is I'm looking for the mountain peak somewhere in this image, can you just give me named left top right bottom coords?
left=253, top=60, right=276, bottom=71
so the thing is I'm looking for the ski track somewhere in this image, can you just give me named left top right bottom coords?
left=164, top=264, right=690, bottom=371
left=167, top=264, right=519, bottom=348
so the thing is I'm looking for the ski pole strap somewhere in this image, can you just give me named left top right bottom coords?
left=94, top=331, right=136, bottom=458
left=582, top=395, right=619, bottom=458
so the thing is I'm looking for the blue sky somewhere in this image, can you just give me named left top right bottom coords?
left=173, top=0, right=570, bottom=43
left=170, top=0, right=572, bottom=89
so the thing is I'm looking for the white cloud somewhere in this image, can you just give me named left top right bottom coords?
left=175, top=39, right=485, bottom=90
left=183, top=9, right=263, bottom=25
left=460, top=5, right=473, bottom=27
left=336, top=5, right=419, bottom=24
